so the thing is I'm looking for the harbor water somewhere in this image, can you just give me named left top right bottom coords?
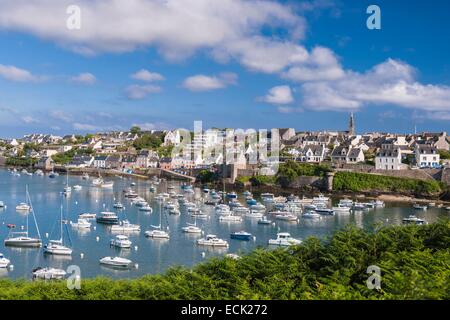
left=0, top=169, right=447, bottom=279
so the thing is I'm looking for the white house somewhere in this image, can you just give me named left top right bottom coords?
left=297, top=145, right=325, bottom=163
left=415, top=145, right=440, bottom=168
left=164, top=130, right=181, bottom=146
left=93, top=156, right=107, bottom=169
left=375, top=148, right=404, bottom=170
left=346, top=148, right=365, bottom=163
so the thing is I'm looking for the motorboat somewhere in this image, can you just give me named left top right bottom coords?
left=16, top=202, right=31, bottom=211
left=145, top=228, right=170, bottom=239
left=246, top=198, right=257, bottom=206
left=96, top=211, right=119, bottom=224
left=257, top=216, right=272, bottom=225
left=111, top=220, right=141, bottom=232
left=402, top=215, right=427, bottom=225
left=353, top=202, right=368, bottom=211
left=313, top=194, right=329, bottom=203
left=315, top=208, right=335, bottom=216
left=338, top=198, right=354, bottom=207
left=48, top=171, right=59, bottom=178
left=250, top=202, right=266, bottom=211
left=79, top=213, right=96, bottom=219
left=226, top=192, right=238, bottom=199
left=139, top=205, right=153, bottom=212
left=274, top=213, right=298, bottom=221
left=302, top=211, right=321, bottom=219
left=0, top=253, right=10, bottom=268
left=413, top=204, right=428, bottom=210
left=149, top=185, right=157, bottom=193
left=230, top=231, right=252, bottom=241
left=219, top=215, right=243, bottom=222
left=197, top=234, right=229, bottom=247
left=242, top=190, right=252, bottom=197
left=0, top=201, right=6, bottom=208
left=35, top=169, right=44, bottom=176
left=70, top=218, right=91, bottom=229
left=182, top=224, right=202, bottom=234
left=233, top=207, right=250, bottom=215
left=73, top=185, right=82, bottom=191
left=332, top=204, right=351, bottom=214
left=82, top=173, right=89, bottom=180
left=268, top=232, right=302, bottom=246
left=99, top=256, right=132, bottom=268
left=245, top=210, right=264, bottom=218
left=113, top=202, right=125, bottom=209
left=110, top=235, right=132, bottom=248
left=32, top=267, right=66, bottom=280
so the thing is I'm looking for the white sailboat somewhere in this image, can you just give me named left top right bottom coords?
left=145, top=200, right=169, bottom=239
left=0, top=253, right=10, bottom=268
left=44, top=202, right=72, bottom=256
left=5, top=186, right=42, bottom=248
left=63, top=171, right=71, bottom=194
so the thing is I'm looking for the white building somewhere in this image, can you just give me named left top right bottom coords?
left=93, top=156, right=107, bottom=169
left=415, top=145, right=440, bottom=168
left=375, top=148, right=404, bottom=170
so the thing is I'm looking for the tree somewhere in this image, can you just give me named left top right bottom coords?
left=130, top=126, right=141, bottom=135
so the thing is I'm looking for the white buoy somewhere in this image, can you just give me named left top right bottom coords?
left=96, top=236, right=100, bottom=242
left=201, top=252, right=206, bottom=258
left=134, top=246, right=138, bottom=251
left=93, top=226, right=96, bottom=230
left=75, top=201, right=78, bottom=205
left=135, top=263, right=139, bottom=269
left=252, top=236, right=256, bottom=241
left=9, top=265, right=14, bottom=271
left=21, top=225, right=24, bottom=230
left=80, top=253, right=84, bottom=259
left=96, top=199, right=98, bottom=203
left=103, top=203, right=106, bottom=208
left=45, top=232, right=49, bottom=238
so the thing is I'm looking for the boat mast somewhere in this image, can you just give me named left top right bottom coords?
left=60, top=203, right=63, bottom=243
left=25, top=185, right=29, bottom=237
left=27, top=186, right=42, bottom=240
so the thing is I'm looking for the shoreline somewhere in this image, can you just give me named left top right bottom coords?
left=2, top=165, right=449, bottom=205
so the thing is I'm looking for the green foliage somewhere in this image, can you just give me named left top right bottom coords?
left=196, top=170, right=217, bottom=184
left=439, top=149, right=450, bottom=160
left=6, top=157, right=37, bottom=167
left=51, top=147, right=93, bottom=165
left=249, top=175, right=276, bottom=186
left=130, top=126, right=141, bottom=135
left=276, top=160, right=331, bottom=186
left=133, top=134, right=162, bottom=150
left=0, top=219, right=448, bottom=300
left=157, top=145, right=174, bottom=158
left=333, top=172, right=443, bottom=195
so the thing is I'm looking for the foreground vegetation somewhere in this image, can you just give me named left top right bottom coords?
left=0, top=219, right=448, bottom=300
left=333, top=171, right=444, bottom=196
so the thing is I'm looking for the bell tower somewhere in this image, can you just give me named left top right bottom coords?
left=349, top=112, right=355, bottom=136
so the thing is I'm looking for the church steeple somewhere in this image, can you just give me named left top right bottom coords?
left=349, top=112, right=355, bottom=136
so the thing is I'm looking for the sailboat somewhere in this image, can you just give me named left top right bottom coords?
left=43, top=200, right=72, bottom=255
left=5, top=186, right=42, bottom=248
left=182, top=214, right=202, bottom=234
left=63, top=171, right=71, bottom=194
left=145, top=200, right=169, bottom=239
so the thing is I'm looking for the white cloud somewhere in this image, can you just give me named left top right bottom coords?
left=131, top=69, right=164, bottom=82
left=70, top=72, right=96, bottom=85
left=0, top=64, right=40, bottom=82
left=299, top=59, right=450, bottom=112
left=21, top=116, right=39, bottom=124
left=282, top=46, right=345, bottom=82
left=260, top=85, right=294, bottom=105
left=132, top=122, right=170, bottom=130
left=50, top=110, right=73, bottom=122
left=0, top=0, right=305, bottom=72
left=125, top=84, right=161, bottom=99
left=182, top=73, right=237, bottom=92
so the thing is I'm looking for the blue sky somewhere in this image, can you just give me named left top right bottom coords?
left=0, top=0, right=449, bottom=138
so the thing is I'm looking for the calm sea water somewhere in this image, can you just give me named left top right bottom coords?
left=0, top=169, right=447, bottom=280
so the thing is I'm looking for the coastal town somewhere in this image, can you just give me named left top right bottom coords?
left=1, top=114, right=449, bottom=195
